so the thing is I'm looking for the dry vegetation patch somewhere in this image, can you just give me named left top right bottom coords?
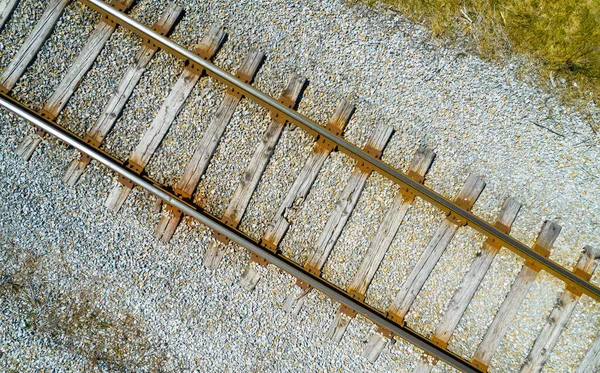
left=0, top=240, right=166, bottom=372
left=363, top=0, right=600, bottom=114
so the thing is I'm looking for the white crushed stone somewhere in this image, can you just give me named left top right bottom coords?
left=1, top=0, right=599, bottom=372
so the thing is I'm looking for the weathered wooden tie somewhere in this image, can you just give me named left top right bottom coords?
left=154, top=48, right=264, bottom=242
left=412, top=197, right=521, bottom=373
left=203, top=73, right=307, bottom=269
left=326, top=146, right=435, bottom=342
left=519, top=245, right=599, bottom=373
left=575, top=333, right=600, bottom=373
left=363, top=173, right=486, bottom=362
left=105, top=24, right=225, bottom=211
left=283, top=122, right=394, bottom=315
left=238, top=100, right=355, bottom=291
left=0, top=0, right=19, bottom=31
left=16, top=0, right=135, bottom=161
left=63, top=2, right=182, bottom=186
left=1, top=0, right=70, bottom=95
left=471, top=220, right=562, bottom=372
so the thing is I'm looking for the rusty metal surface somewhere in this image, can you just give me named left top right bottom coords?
left=0, top=93, right=485, bottom=373
left=74, top=0, right=599, bottom=302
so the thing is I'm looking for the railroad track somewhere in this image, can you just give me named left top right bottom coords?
left=0, top=0, right=599, bottom=372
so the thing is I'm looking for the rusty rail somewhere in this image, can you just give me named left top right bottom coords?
left=0, top=93, right=483, bottom=373
left=79, top=0, right=600, bottom=302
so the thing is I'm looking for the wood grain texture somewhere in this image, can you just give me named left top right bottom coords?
left=17, top=19, right=118, bottom=161
left=283, top=286, right=309, bottom=315
left=348, top=146, right=435, bottom=297
left=520, top=246, right=599, bottom=373
left=222, top=73, right=306, bottom=226
left=154, top=49, right=264, bottom=243
left=0, top=0, right=19, bottom=32
left=326, top=312, right=353, bottom=342
left=0, top=0, right=69, bottom=92
left=327, top=147, right=434, bottom=342
left=431, top=198, right=521, bottom=347
left=43, top=21, right=115, bottom=119
left=105, top=25, right=225, bottom=211
left=203, top=240, right=225, bottom=270
left=14, top=134, right=42, bottom=160
left=304, top=122, right=393, bottom=273
left=203, top=73, right=306, bottom=270
left=363, top=332, right=389, bottom=362
left=387, top=174, right=486, bottom=322
left=575, top=333, right=600, bottom=373
left=239, top=265, right=262, bottom=291
left=472, top=221, right=562, bottom=370
left=239, top=100, right=354, bottom=291
left=174, top=50, right=264, bottom=198
left=63, top=3, right=182, bottom=185
left=262, top=100, right=354, bottom=248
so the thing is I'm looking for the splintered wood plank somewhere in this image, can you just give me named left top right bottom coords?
left=203, top=73, right=306, bottom=269
left=576, top=334, right=600, bottom=373
left=63, top=2, right=182, bottom=186
left=0, top=0, right=19, bottom=31
left=327, top=146, right=435, bottom=342
left=412, top=198, right=521, bottom=373
left=520, top=245, right=600, bottom=373
left=387, top=174, right=486, bottom=324
left=237, top=100, right=354, bottom=291
left=303, top=122, right=394, bottom=273
left=0, top=0, right=70, bottom=93
left=105, top=24, right=225, bottom=212
left=16, top=0, right=136, bottom=161
left=471, top=220, right=562, bottom=372
left=283, top=123, right=394, bottom=315
left=222, top=73, right=306, bottom=225
left=153, top=49, right=264, bottom=242
left=43, top=0, right=135, bottom=119
left=362, top=330, right=389, bottom=363
left=349, top=146, right=435, bottom=296
left=326, top=312, right=353, bottom=342
left=262, top=100, right=355, bottom=249
left=362, top=174, right=485, bottom=362
left=431, top=198, right=522, bottom=348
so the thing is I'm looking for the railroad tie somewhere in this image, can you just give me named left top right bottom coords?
left=5, top=0, right=70, bottom=159
left=412, top=197, right=522, bottom=373
left=4, top=0, right=600, bottom=370
left=1, top=0, right=70, bottom=95
left=471, top=220, right=562, bottom=372
left=15, top=0, right=135, bottom=161
left=62, top=2, right=182, bottom=186
left=283, top=122, right=394, bottom=315
left=327, top=146, right=435, bottom=342
left=238, top=99, right=355, bottom=291
left=104, top=24, right=226, bottom=212
left=203, top=73, right=307, bottom=270
left=0, top=0, right=19, bottom=32
left=575, top=331, right=600, bottom=373
left=519, top=245, right=600, bottom=373
left=363, top=173, right=486, bottom=362
left=154, top=48, right=265, bottom=242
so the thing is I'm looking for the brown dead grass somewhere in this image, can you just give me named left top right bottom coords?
left=0, top=242, right=166, bottom=372
left=362, top=0, right=600, bottom=117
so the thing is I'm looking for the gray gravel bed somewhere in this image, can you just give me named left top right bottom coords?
left=1, top=0, right=599, bottom=372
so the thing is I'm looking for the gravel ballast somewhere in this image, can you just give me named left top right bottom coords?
left=1, top=0, right=599, bottom=372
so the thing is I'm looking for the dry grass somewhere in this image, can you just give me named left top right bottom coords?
left=363, top=0, right=600, bottom=112
left=0, top=241, right=166, bottom=372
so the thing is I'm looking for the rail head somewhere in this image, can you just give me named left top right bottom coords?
left=78, top=0, right=600, bottom=302
left=0, top=93, right=484, bottom=373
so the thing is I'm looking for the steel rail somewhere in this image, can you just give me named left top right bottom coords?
left=0, top=94, right=481, bottom=373
left=79, top=0, right=600, bottom=302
